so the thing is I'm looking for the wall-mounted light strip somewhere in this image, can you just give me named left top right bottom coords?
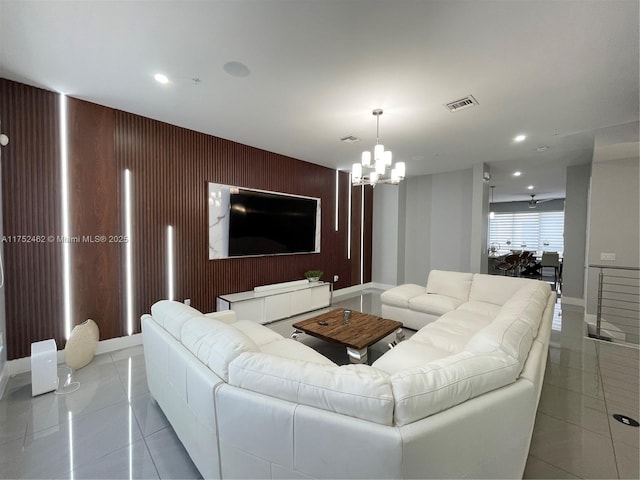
left=128, top=357, right=133, bottom=479
left=59, top=94, right=73, bottom=339
left=360, top=185, right=365, bottom=285
left=167, top=225, right=175, bottom=301
left=124, top=169, right=134, bottom=336
left=335, top=170, right=339, bottom=231
left=347, top=174, right=352, bottom=259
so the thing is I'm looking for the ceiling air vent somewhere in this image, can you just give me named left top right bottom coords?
left=444, top=95, right=479, bottom=112
left=340, top=135, right=361, bottom=143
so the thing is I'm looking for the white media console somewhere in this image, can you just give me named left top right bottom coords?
left=216, top=279, right=332, bottom=324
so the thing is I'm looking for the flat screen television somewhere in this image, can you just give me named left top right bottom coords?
left=228, top=188, right=319, bottom=257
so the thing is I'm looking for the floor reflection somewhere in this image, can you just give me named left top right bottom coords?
left=0, top=288, right=637, bottom=479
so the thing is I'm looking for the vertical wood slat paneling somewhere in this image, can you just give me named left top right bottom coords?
left=1, top=79, right=64, bottom=359
left=0, top=78, right=371, bottom=358
left=114, top=110, right=362, bottom=324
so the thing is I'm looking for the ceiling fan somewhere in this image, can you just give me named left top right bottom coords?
left=528, top=194, right=554, bottom=209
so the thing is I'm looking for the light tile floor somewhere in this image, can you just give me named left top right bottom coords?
left=0, top=289, right=638, bottom=479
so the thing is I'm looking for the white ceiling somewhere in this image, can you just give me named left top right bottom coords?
left=1, top=0, right=638, bottom=202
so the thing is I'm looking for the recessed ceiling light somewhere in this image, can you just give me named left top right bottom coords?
left=513, top=171, right=522, bottom=177
left=527, top=185, right=534, bottom=190
left=154, top=73, right=169, bottom=84
left=514, top=134, right=526, bottom=142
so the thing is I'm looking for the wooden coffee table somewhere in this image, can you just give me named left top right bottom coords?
left=291, top=308, right=403, bottom=364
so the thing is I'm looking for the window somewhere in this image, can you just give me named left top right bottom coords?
left=489, top=211, right=564, bottom=252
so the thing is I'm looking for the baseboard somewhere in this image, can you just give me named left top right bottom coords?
left=5, top=333, right=143, bottom=376
left=333, top=283, right=369, bottom=298
left=94, top=332, right=142, bottom=355
left=561, top=296, right=584, bottom=307
left=333, top=282, right=395, bottom=299
left=369, top=282, right=395, bottom=291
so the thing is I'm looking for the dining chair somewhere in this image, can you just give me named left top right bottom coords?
left=496, top=254, right=520, bottom=276
left=540, top=251, right=561, bottom=283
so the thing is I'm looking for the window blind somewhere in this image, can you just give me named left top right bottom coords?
left=489, top=211, right=564, bottom=252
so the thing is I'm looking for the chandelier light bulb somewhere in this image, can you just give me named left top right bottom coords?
left=374, top=144, right=385, bottom=162
left=352, top=163, right=363, bottom=181
left=395, top=162, right=405, bottom=178
left=361, top=151, right=372, bottom=167
left=370, top=172, right=379, bottom=184
left=383, top=150, right=392, bottom=166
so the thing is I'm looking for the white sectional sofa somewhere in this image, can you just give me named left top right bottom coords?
left=142, top=270, right=555, bottom=479
left=381, top=269, right=541, bottom=331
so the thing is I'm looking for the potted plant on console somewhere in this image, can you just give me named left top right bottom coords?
left=304, top=270, right=323, bottom=282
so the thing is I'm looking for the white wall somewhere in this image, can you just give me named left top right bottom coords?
left=585, top=122, right=640, bottom=315
left=403, top=175, right=432, bottom=284
left=429, top=169, right=474, bottom=272
left=563, top=163, right=591, bottom=302
left=372, top=184, right=404, bottom=286
left=373, top=167, right=481, bottom=287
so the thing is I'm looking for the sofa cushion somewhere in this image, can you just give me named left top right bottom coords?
left=230, top=320, right=284, bottom=347
left=204, top=310, right=237, bottom=324
left=426, top=270, right=474, bottom=301
left=380, top=284, right=425, bottom=308
left=456, top=301, right=502, bottom=318
left=228, top=352, right=394, bottom=425
left=409, top=294, right=463, bottom=316
left=466, top=316, right=533, bottom=369
left=468, top=274, right=536, bottom=306
left=390, top=350, right=521, bottom=426
left=260, top=339, right=335, bottom=365
left=499, top=282, right=551, bottom=337
left=151, top=300, right=203, bottom=340
left=181, top=316, right=259, bottom=381
left=372, top=341, right=450, bottom=375
left=409, top=310, right=493, bottom=354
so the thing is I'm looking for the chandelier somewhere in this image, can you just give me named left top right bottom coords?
left=351, top=109, right=406, bottom=186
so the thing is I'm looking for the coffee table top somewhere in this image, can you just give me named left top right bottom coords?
left=292, top=308, right=402, bottom=350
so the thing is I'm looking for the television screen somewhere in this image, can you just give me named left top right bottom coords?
left=228, top=188, right=319, bottom=257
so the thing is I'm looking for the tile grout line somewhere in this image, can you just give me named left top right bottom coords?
left=527, top=452, right=580, bottom=479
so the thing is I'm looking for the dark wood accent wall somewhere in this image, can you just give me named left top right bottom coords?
left=0, top=78, right=373, bottom=359
left=0, top=79, right=65, bottom=358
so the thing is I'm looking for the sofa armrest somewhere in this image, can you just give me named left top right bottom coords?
left=204, top=310, right=237, bottom=324
left=381, top=284, right=426, bottom=308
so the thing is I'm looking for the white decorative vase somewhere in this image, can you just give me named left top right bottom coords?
left=65, top=319, right=100, bottom=370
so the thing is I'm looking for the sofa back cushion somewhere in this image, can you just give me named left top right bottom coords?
left=181, top=317, right=259, bottom=381
left=465, top=315, right=533, bottom=367
left=390, top=350, right=521, bottom=426
left=469, top=274, right=536, bottom=306
left=426, top=270, right=474, bottom=301
left=228, top=352, right=394, bottom=426
left=151, top=300, right=203, bottom=340
left=499, top=282, right=551, bottom=337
